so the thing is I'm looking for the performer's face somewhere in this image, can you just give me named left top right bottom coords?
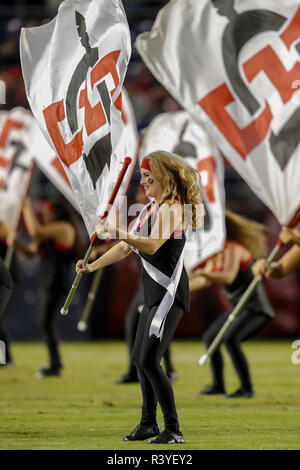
left=140, top=169, right=163, bottom=201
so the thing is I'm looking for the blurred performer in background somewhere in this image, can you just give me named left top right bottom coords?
left=190, top=210, right=274, bottom=398
left=77, top=151, right=201, bottom=444
left=21, top=198, right=79, bottom=377
left=115, top=185, right=178, bottom=385
left=0, top=223, right=14, bottom=367
left=253, top=227, right=300, bottom=280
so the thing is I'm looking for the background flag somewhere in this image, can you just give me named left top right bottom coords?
left=0, top=107, right=34, bottom=228
left=136, top=0, right=300, bottom=225
left=139, top=110, right=225, bottom=270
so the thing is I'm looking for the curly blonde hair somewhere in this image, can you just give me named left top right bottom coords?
left=225, top=209, right=267, bottom=259
left=145, top=150, right=202, bottom=229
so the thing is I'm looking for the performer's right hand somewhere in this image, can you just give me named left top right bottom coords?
left=76, top=259, right=93, bottom=274
left=252, top=259, right=267, bottom=279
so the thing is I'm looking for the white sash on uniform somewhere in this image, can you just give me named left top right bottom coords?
left=131, top=203, right=185, bottom=340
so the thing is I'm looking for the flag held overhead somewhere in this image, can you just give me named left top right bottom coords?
left=20, top=0, right=131, bottom=237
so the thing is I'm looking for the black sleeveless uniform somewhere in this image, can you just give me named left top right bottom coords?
left=203, top=242, right=274, bottom=393
left=37, top=239, right=74, bottom=369
left=131, top=203, right=188, bottom=433
left=136, top=203, right=189, bottom=313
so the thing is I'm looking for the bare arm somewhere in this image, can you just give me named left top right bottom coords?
left=76, top=241, right=131, bottom=274
left=253, top=245, right=300, bottom=279
left=280, top=227, right=300, bottom=246
left=14, top=238, right=40, bottom=257
left=22, top=198, right=75, bottom=247
left=189, top=275, right=212, bottom=292
left=198, top=244, right=242, bottom=285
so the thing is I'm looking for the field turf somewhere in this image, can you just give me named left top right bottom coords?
left=0, top=340, right=300, bottom=450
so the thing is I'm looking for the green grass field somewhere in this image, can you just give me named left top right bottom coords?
left=1, top=340, right=300, bottom=450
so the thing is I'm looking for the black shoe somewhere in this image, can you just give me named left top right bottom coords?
left=36, top=365, right=62, bottom=378
left=114, top=373, right=139, bottom=384
left=148, top=430, right=185, bottom=444
left=0, top=361, right=14, bottom=368
left=226, top=388, right=254, bottom=398
left=197, top=385, right=225, bottom=395
left=123, top=423, right=160, bottom=441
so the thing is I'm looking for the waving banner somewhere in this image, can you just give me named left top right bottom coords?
left=136, top=0, right=300, bottom=225
left=20, top=0, right=131, bottom=236
left=30, top=122, right=79, bottom=211
left=0, top=107, right=34, bottom=228
left=139, top=110, right=225, bottom=270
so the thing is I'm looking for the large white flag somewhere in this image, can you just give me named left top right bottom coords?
left=139, top=110, right=225, bottom=270
left=0, top=107, right=34, bottom=228
left=136, top=0, right=300, bottom=225
left=20, top=0, right=131, bottom=236
left=30, top=121, right=79, bottom=211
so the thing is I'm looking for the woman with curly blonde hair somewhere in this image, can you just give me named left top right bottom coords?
left=77, top=150, right=201, bottom=444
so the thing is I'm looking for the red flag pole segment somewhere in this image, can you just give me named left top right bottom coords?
left=199, top=207, right=300, bottom=366
left=60, top=157, right=132, bottom=316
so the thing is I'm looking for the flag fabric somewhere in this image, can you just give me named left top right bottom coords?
left=30, top=121, right=79, bottom=211
left=139, top=110, right=225, bottom=270
left=0, top=107, right=34, bottom=228
left=20, top=0, right=131, bottom=236
left=136, top=0, right=300, bottom=225
left=118, top=88, right=139, bottom=207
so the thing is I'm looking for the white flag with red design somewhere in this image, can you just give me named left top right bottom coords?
left=0, top=107, right=34, bottom=228
left=139, top=110, right=225, bottom=270
left=20, top=0, right=131, bottom=236
left=30, top=121, right=79, bottom=211
left=136, top=0, right=300, bottom=225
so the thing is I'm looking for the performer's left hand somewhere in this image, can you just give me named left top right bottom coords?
left=279, top=226, right=293, bottom=244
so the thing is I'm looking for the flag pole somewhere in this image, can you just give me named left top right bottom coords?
left=60, top=157, right=132, bottom=316
left=77, top=267, right=104, bottom=331
left=199, top=207, right=300, bottom=366
left=77, top=239, right=111, bottom=331
left=4, top=162, right=35, bottom=269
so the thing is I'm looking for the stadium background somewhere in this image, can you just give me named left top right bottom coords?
left=0, top=0, right=299, bottom=342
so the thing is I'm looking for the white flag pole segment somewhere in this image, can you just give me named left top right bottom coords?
left=139, top=110, right=226, bottom=270
left=20, top=0, right=132, bottom=314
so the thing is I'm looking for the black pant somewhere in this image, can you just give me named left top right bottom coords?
left=0, top=257, right=14, bottom=363
left=131, top=302, right=183, bottom=433
left=37, top=288, right=64, bottom=368
left=203, top=308, right=270, bottom=391
left=125, top=288, right=175, bottom=378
